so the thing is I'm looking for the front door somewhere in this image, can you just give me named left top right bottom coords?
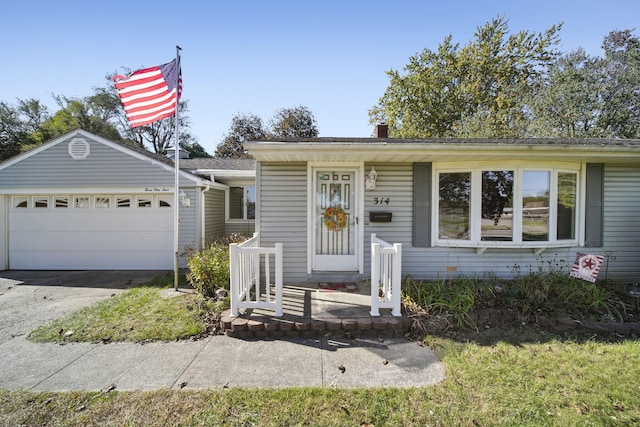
left=313, top=168, right=359, bottom=271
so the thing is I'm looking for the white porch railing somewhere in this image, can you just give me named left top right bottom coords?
left=370, top=233, right=402, bottom=317
left=229, top=232, right=283, bottom=317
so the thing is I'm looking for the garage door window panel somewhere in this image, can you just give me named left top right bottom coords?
left=74, top=196, right=89, bottom=209
left=136, top=196, right=152, bottom=208
left=95, top=196, right=111, bottom=208
left=158, top=196, right=172, bottom=207
left=13, top=196, right=28, bottom=209
left=33, top=197, right=49, bottom=208
left=117, top=197, right=131, bottom=208
left=55, top=197, right=69, bottom=208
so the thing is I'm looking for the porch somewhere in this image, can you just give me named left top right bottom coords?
left=223, top=232, right=410, bottom=339
left=220, top=281, right=411, bottom=339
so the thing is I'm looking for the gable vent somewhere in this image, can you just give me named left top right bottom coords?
left=68, top=138, right=90, bottom=160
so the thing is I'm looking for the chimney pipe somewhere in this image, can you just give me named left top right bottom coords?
left=374, top=123, right=388, bottom=138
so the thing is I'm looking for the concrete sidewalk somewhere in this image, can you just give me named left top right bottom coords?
left=0, top=335, right=445, bottom=391
left=0, top=270, right=445, bottom=391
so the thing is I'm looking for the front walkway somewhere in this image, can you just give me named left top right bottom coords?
left=221, top=282, right=412, bottom=339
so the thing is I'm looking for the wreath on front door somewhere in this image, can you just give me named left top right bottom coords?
left=323, top=206, right=348, bottom=232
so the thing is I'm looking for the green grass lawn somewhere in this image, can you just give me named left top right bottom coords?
left=7, top=273, right=639, bottom=425
left=2, top=330, right=639, bottom=426
left=28, top=273, right=223, bottom=343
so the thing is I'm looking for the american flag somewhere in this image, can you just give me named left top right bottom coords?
left=569, top=252, right=604, bottom=283
left=113, top=59, right=182, bottom=128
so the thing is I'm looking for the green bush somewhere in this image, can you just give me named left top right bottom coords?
left=185, top=233, right=247, bottom=297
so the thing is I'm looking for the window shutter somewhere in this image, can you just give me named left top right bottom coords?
left=584, top=163, right=604, bottom=247
left=413, top=163, right=432, bottom=247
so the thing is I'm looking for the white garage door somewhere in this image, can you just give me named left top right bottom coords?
left=9, top=194, right=174, bottom=270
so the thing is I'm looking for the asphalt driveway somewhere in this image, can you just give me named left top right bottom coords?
left=0, top=270, right=168, bottom=346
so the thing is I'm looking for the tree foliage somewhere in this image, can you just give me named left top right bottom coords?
left=530, top=30, right=640, bottom=138
left=215, top=106, right=318, bottom=158
left=215, top=113, right=266, bottom=159
left=0, top=68, right=208, bottom=161
left=370, top=17, right=562, bottom=138
left=371, top=18, right=640, bottom=140
left=269, top=105, right=319, bottom=138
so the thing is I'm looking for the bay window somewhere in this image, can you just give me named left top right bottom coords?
left=436, top=165, right=580, bottom=247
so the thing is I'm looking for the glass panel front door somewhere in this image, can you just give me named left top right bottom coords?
left=314, top=170, right=357, bottom=270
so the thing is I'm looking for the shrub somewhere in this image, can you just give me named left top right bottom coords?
left=186, top=233, right=247, bottom=298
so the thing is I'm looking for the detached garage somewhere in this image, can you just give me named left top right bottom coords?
left=0, top=129, right=226, bottom=270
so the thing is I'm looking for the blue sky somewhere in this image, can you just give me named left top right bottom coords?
left=1, top=0, right=638, bottom=154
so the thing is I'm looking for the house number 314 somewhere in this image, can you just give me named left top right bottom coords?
left=373, top=197, right=390, bottom=205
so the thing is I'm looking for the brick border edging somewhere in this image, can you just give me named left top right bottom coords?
left=220, top=310, right=412, bottom=339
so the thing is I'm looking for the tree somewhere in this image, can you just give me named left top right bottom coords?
left=528, top=49, right=602, bottom=137
left=596, top=30, right=640, bottom=138
left=37, top=95, right=122, bottom=143
left=269, top=105, right=318, bottom=138
left=0, top=101, right=23, bottom=161
left=369, top=17, right=562, bottom=138
left=182, top=140, right=212, bottom=158
left=215, top=113, right=266, bottom=158
left=529, top=30, right=640, bottom=138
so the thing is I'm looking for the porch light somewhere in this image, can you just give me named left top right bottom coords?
left=366, top=166, right=378, bottom=190
left=179, top=190, right=191, bottom=207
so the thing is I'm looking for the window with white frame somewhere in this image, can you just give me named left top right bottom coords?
left=95, top=196, right=111, bottom=208
left=54, top=196, right=69, bottom=208
left=33, top=196, right=49, bottom=208
left=228, top=185, right=255, bottom=220
left=13, top=196, right=28, bottom=208
left=435, top=166, right=579, bottom=246
left=74, top=196, right=90, bottom=208
left=136, top=196, right=152, bottom=208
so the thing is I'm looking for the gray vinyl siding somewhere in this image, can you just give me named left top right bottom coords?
left=600, top=164, right=640, bottom=282
left=256, top=160, right=639, bottom=284
left=177, top=187, right=197, bottom=266
left=258, top=163, right=308, bottom=283
left=363, top=163, right=413, bottom=275
left=0, top=133, right=201, bottom=269
left=360, top=164, right=571, bottom=280
left=0, top=135, right=192, bottom=188
left=203, top=188, right=225, bottom=242
left=363, top=162, right=640, bottom=283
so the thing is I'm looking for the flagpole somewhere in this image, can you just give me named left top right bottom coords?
left=174, top=45, right=182, bottom=292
